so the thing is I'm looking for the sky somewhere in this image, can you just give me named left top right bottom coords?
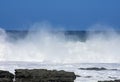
left=0, top=0, right=120, bottom=30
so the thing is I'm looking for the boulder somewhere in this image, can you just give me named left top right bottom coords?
left=0, top=70, right=14, bottom=82
left=15, top=69, right=76, bottom=82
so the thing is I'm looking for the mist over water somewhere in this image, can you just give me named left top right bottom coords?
left=0, top=23, right=120, bottom=63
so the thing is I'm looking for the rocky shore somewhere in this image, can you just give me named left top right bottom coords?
left=0, top=70, right=14, bottom=82
left=79, top=67, right=118, bottom=71
left=0, top=69, right=76, bottom=82
left=98, top=80, right=120, bottom=82
left=0, top=69, right=119, bottom=82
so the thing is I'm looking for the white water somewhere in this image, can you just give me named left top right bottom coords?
left=0, top=62, right=120, bottom=82
left=0, top=24, right=120, bottom=63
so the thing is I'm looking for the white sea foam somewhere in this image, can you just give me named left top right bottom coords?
left=0, top=23, right=120, bottom=63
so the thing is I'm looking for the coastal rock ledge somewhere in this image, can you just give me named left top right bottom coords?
left=98, top=80, right=120, bottom=82
left=0, top=70, right=14, bottom=82
left=0, top=69, right=76, bottom=82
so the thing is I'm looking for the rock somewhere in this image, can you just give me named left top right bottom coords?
left=108, top=76, right=117, bottom=79
left=15, top=69, right=76, bottom=82
left=110, top=69, right=118, bottom=71
left=79, top=67, right=107, bottom=71
left=98, top=80, right=120, bottom=82
left=79, top=67, right=119, bottom=71
left=76, top=75, right=81, bottom=77
left=84, top=76, right=92, bottom=78
left=0, top=70, right=14, bottom=82
left=0, top=69, right=76, bottom=82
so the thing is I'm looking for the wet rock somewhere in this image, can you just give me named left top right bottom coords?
left=79, top=67, right=119, bottom=71
left=98, top=80, right=120, bottom=82
left=110, top=69, right=118, bottom=71
left=108, top=76, right=117, bottom=79
left=15, top=69, right=76, bottom=82
left=79, top=67, right=107, bottom=71
left=0, top=70, right=14, bottom=82
left=84, top=76, right=92, bottom=78
left=76, top=75, right=81, bottom=77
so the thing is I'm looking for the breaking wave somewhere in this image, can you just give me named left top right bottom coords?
left=0, top=23, right=120, bottom=63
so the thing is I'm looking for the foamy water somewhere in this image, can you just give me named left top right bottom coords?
left=0, top=62, right=120, bottom=82
left=0, top=24, right=120, bottom=63
left=0, top=24, right=120, bottom=82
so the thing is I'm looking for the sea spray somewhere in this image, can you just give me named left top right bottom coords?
left=0, top=23, right=120, bottom=63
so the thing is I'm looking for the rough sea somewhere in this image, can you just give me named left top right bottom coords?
left=0, top=29, right=120, bottom=82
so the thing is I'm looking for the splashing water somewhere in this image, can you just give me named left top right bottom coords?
left=0, top=24, right=120, bottom=63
